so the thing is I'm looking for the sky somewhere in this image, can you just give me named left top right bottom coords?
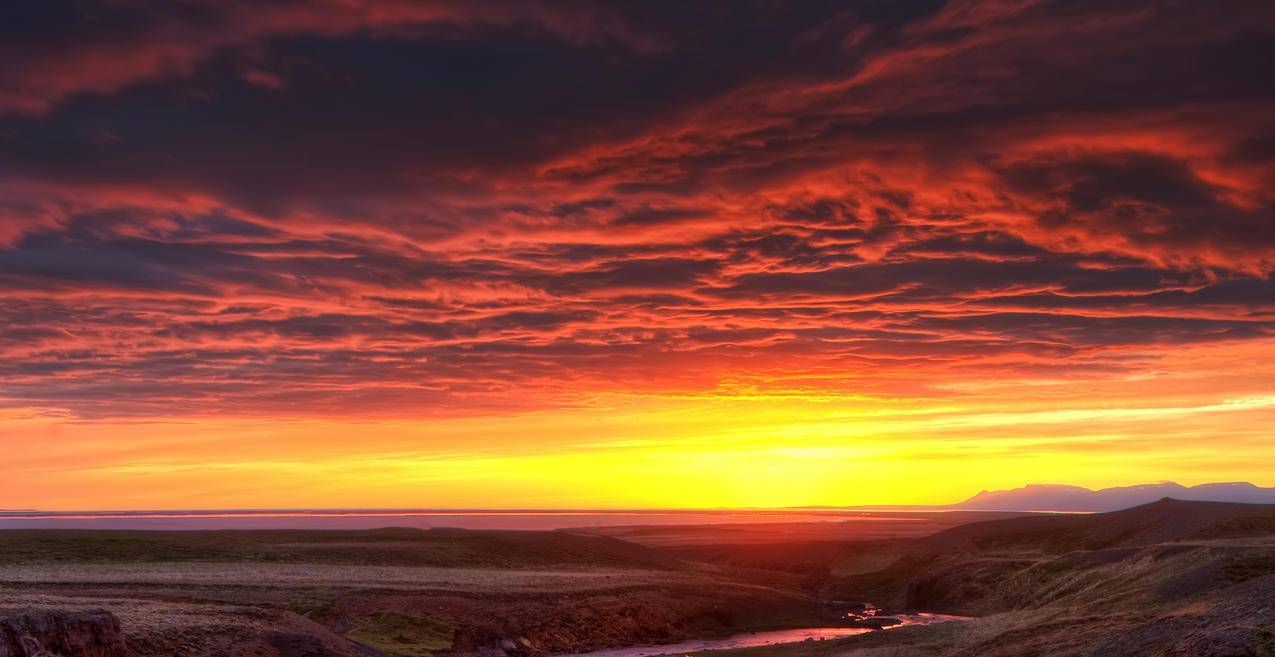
left=1, top=0, right=1273, bottom=511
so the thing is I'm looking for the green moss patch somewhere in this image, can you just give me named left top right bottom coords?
left=346, top=611, right=456, bottom=657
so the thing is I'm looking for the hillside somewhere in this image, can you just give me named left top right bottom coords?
left=927, top=498, right=1275, bottom=551
left=817, top=499, right=1275, bottom=656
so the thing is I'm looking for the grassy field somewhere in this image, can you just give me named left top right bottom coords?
left=0, top=527, right=674, bottom=568
left=0, top=561, right=690, bottom=591
left=0, top=525, right=838, bottom=657
left=346, top=611, right=457, bottom=657
left=10, top=505, right=1268, bottom=657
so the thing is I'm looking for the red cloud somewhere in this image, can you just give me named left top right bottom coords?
left=0, top=0, right=1272, bottom=420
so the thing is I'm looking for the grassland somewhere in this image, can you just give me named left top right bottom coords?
left=0, top=525, right=841, bottom=657
left=346, top=611, right=457, bottom=657
left=7, top=504, right=1271, bottom=657
left=0, top=561, right=682, bottom=592
left=0, top=527, right=674, bottom=568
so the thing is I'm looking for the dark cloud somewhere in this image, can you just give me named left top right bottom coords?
left=0, top=0, right=1272, bottom=418
left=610, top=204, right=713, bottom=226
left=998, top=151, right=1275, bottom=259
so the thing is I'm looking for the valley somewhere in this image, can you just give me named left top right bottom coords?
left=2, top=501, right=1274, bottom=657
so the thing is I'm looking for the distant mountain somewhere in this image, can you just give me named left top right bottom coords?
left=952, top=481, right=1275, bottom=512
left=824, top=498, right=1275, bottom=633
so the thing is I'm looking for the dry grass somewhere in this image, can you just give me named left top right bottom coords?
left=0, top=528, right=674, bottom=569
left=0, top=562, right=682, bottom=592
left=345, top=611, right=456, bottom=657
left=0, top=592, right=370, bottom=657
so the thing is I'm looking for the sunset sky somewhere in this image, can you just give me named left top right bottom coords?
left=1, top=0, right=1273, bottom=510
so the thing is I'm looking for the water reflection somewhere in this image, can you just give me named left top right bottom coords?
left=559, top=609, right=971, bottom=657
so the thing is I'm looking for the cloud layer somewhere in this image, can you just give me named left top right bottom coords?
left=0, top=1, right=1273, bottom=508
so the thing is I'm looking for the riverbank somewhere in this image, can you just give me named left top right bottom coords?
left=555, top=610, right=973, bottom=657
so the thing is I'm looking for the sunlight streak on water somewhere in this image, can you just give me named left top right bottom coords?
left=559, top=612, right=972, bottom=657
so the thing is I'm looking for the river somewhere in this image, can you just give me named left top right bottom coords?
left=558, top=611, right=971, bottom=657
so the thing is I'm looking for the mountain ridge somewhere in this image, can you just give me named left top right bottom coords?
left=822, top=481, right=1275, bottom=513
left=952, top=480, right=1275, bottom=512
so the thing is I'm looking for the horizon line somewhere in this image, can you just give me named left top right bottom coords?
left=0, top=505, right=974, bottom=518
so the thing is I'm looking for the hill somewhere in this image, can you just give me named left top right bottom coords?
left=819, top=499, right=1275, bottom=656
left=929, top=497, right=1275, bottom=551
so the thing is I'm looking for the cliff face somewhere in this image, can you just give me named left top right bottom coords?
left=0, top=610, right=126, bottom=657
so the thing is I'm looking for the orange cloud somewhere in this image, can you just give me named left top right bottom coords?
left=0, top=0, right=1272, bottom=508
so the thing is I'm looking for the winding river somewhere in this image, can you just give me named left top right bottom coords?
left=560, top=611, right=971, bottom=657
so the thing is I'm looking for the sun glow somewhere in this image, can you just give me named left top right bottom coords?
left=8, top=344, right=1274, bottom=510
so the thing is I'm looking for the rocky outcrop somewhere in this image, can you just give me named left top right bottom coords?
left=0, top=610, right=126, bottom=657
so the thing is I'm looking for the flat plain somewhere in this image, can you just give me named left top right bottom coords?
left=1, top=516, right=941, bottom=657
left=4, top=503, right=1274, bottom=657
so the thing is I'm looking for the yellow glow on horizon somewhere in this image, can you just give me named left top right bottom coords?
left=5, top=389, right=1274, bottom=510
left=4, top=339, right=1273, bottom=511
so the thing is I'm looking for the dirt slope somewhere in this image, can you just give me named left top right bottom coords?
left=921, top=498, right=1275, bottom=552
left=816, top=500, right=1275, bottom=657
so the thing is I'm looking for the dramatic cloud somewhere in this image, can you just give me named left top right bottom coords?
left=0, top=0, right=1273, bottom=507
